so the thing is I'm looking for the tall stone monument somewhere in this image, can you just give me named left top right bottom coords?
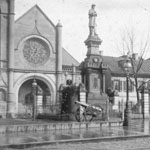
left=80, top=4, right=108, bottom=108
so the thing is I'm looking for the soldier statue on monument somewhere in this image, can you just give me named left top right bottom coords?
left=88, top=4, right=97, bottom=36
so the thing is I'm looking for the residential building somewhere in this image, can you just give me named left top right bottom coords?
left=103, top=54, right=150, bottom=111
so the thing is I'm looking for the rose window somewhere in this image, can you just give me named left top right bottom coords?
left=23, top=38, right=50, bottom=65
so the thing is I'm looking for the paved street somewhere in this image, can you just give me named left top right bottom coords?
left=1, top=137, right=150, bottom=150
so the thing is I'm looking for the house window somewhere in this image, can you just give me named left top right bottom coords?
left=112, top=80, right=121, bottom=92
left=129, top=81, right=134, bottom=92
left=147, top=81, right=150, bottom=89
left=123, top=80, right=134, bottom=92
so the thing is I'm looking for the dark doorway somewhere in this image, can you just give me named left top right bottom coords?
left=18, top=79, right=51, bottom=115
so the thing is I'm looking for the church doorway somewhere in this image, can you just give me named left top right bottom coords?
left=18, top=78, right=52, bottom=117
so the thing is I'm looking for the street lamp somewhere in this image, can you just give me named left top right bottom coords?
left=32, top=78, right=37, bottom=121
left=123, top=55, right=132, bottom=126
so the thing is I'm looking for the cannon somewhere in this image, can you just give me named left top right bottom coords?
left=74, top=101, right=103, bottom=122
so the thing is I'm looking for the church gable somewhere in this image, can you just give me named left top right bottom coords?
left=14, top=5, right=57, bottom=71
left=14, top=5, right=56, bottom=52
left=13, top=4, right=80, bottom=72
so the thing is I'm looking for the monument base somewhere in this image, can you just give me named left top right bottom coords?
left=87, top=92, right=108, bottom=109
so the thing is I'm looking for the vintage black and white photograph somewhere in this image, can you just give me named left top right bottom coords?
left=0, top=0, right=150, bottom=150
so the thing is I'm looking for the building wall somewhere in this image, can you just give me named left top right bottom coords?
left=0, top=0, right=9, bottom=61
left=0, top=0, right=9, bottom=81
left=0, top=0, right=10, bottom=118
left=111, top=76, right=150, bottom=111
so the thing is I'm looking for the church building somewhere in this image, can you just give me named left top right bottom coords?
left=0, top=0, right=81, bottom=118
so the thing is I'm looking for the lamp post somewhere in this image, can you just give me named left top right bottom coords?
left=123, top=55, right=132, bottom=126
left=32, top=79, right=37, bottom=121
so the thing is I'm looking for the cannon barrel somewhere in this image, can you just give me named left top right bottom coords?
left=75, top=101, right=89, bottom=108
left=75, top=101, right=102, bottom=112
left=90, top=105, right=102, bottom=112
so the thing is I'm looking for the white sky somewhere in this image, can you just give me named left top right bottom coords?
left=15, top=0, right=150, bottom=62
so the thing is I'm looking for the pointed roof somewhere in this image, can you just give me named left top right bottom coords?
left=141, top=59, right=150, bottom=74
left=102, top=56, right=123, bottom=74
left=103, top=55, right=150, bottom=76
left=15, top=5, right=56, bottom=28
left=62, top=48, right=80, bottom=66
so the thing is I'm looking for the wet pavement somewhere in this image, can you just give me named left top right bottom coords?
left=0, top=119, right=149, bottom=146
left=0, top=127, right=130, bottom=145
left=17, top=137, right=150, bottom=150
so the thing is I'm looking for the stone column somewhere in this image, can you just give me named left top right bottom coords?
left=101, top=64, right=107, bottom=93
left=7, top=0, right=15, bottom=118
left=87, top=69, right=94, bottom=93
left=56, top=21, right=62, bottom=104
left=106, top=97, right=109, bottom=121
left=140, top=90, right=144, bottom=115
left=79, top=83, right=86, bottom=102
left=56, top=21, right=62, bottom=89
left=144, top=119, right=149, bottom=134
left=72, top=64, right=76, bottom=84
left=80, top=91, right=86, bottom=103
left=36, top=84, right=43, bottom=115
left=102, top=73, right=105, bottom=93
left=0, top=9, right=2, bottom=69
left=143, top=90, right=150, bottom=119
left=79, top=83, right=86, bottom=117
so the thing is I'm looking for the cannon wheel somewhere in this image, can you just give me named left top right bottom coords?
left=84, top=107, right=94, bottom=122
left=75, top=107, right=85, bottom=122
left=92, top=104, right=103, bottom=121
left=84, top=104, right=103, bottom=121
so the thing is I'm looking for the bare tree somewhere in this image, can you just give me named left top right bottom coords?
left=117, top=28, right=150, bottom=112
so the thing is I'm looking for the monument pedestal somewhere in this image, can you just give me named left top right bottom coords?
left=80, top=34, right=108, bottom=112
left=87, top=92, right=108, bottom=108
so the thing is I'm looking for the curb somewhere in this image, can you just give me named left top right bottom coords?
left=1, top=134, right=150, bottom=149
